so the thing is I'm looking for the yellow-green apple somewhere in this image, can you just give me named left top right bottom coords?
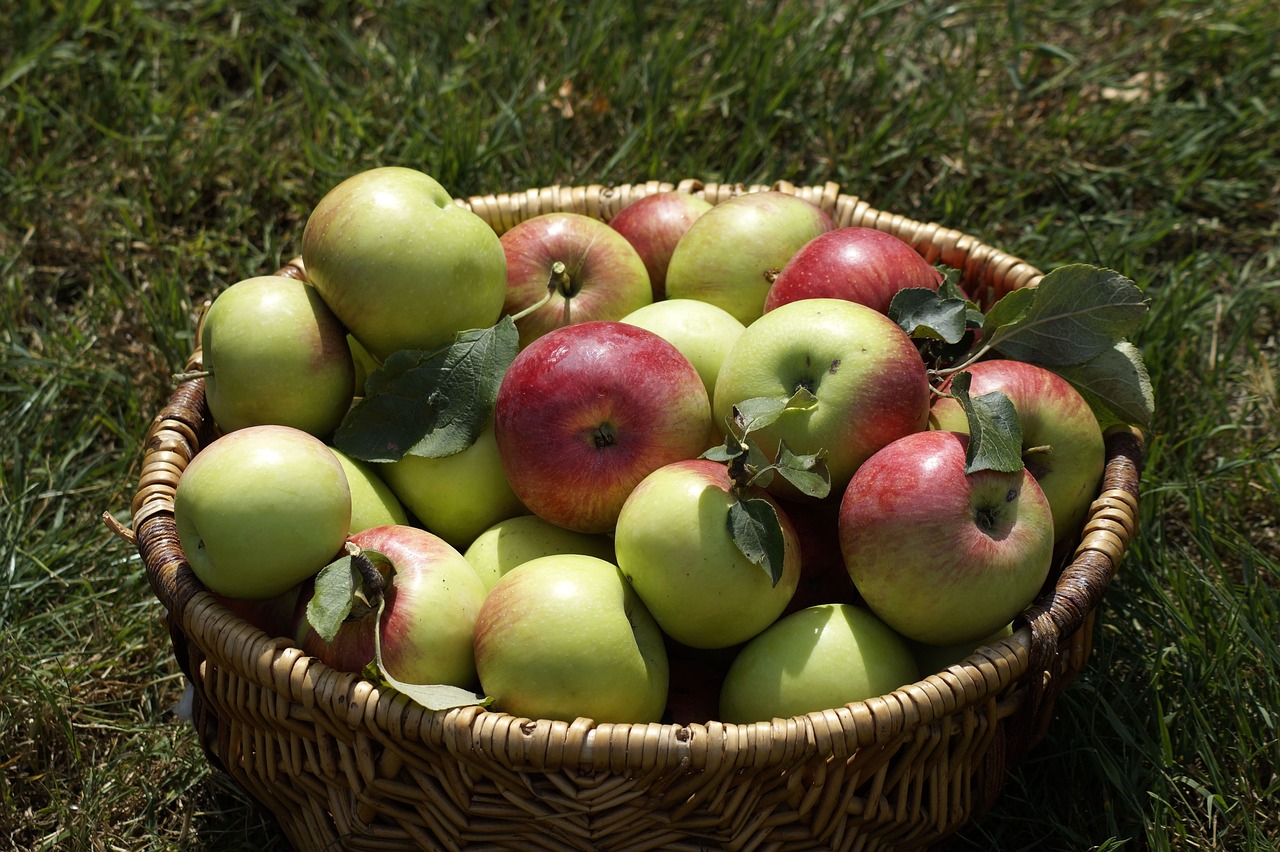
left=911, top=622, right=1015, bottom=675
left=712, top=298, right=931, bottom=497
left=463, top=514, right=616, bottom=592
left=614, top=458, right=801, bottom=648
left=329, top=448, right=408, bottom=534
left=500, top=212, right=652, bottom=348
left=346, top=333, right=380, bottom=397
left=719, top=603, right=920, bottom=724
left=620, top=299, right=746, bottom=406
left=664, top=190, right=833, bottom=325
left=607, top=190, right=713, bottom=300
left=764, top=226, right=944, bottom=316
left=473, top=554, right=669, bottom=723
left=928, top=359, right=1105, bottom=542
left=202, top=275, right=354, bottom=437
left=174, top=425, right=351, bottom=599
left=839, top=430, right=1054, bottom=646
left=297, top=524, right=487, bottom=687
left=493, top=321, right=711, bottom=534
left=376, top=420, right=525, bottom=551
left=301, top=166, right=507, bottom=361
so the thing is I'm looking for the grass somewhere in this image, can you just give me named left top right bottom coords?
left=2, top=0, right=1277, bottom=849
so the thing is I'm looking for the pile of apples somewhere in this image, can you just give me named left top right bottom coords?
left=173, top=165, right=1114, bottom=727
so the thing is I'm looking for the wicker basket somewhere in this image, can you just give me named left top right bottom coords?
left=124, top=180, right=1143, bottom=851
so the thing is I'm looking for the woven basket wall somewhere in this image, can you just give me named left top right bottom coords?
left=127, top=180, right=1143, bottom=851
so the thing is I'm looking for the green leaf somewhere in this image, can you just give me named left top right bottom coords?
left=1055, top=341, right=1155, bottom=429
left=889, top=287, right=971, bottom=344
left=371, top=589, right=491, bottom=711
left=731, top=388, right=818, bottom=435
left=306, top=555, right=360, bottom=644
left=333, top=317, right=519, bottom=463
left=981, top=286, right=1036, bottom=337
left=771, top=440, right=832, bottom=498
left=727, top=496, right=787, bottom=586
left=951, top=371, right=1025, bottom=474
left=985, top=265, right=1148, bottom=367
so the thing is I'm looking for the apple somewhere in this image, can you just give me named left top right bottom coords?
left=174, top=425, right=351, bottom=600
left=607, top=190, right=713, bottom=300
left=764, top=226, right=944, bottom=316
left=493, top=321, right=711, bottom=534
left=712, top=298, right=932, bottom=496
left=329, top=448, right=409, bottom=534
left=500, top=212, right=652, bottom=348
left=911, top=622, right=1015, bottom=676
left=210, top=585, right=303, bottom=638
left=473, top=554, right=669, bottom=723
left=201, top=275, right=354, bottom=437
left=776, top=495, right=858, bottom=615
left=297, top=524, right=487, bottom=688
left=929, top=359, right=1106, bottom=542
left=614, top=458, right=801, bottom=648
left=463, top=513, right=616, bottom=592
left=839, top=430, right=1054, bottom=646
left=719, top=603, right=920, bottom=724
left=301, top=166, right=507, bottom=361
left=347, top=333, right=381, bottom=397
left=619, top=299, right=746, bottom=405
left=664, top=190, right=833, bottom=325
left=376, top=420, right=526, bottom=551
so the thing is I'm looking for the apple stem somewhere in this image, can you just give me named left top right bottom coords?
left=346, top=541, right=387, bottom=602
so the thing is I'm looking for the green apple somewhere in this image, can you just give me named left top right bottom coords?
left=463, top=514, right=616, bottom=591
left=473, top=554, right=669, bottom=723
left=712, top=298, right=931, bottom=497
left=301, top=166, right=507, bottom=361
left=719, top=603, right=920, bottom=724
left=614, top=458, right=801, bottom=649
left=911, top=622, right=1015, bottom=676
left=929, top=359, right=1105, bottom=542
left=376, top=420, right=526, bottom=551
left=329, top=448, right=408, bottom=534
left=839, top=430, right=1054, bottom=646
left=620, top=299, right=746, bottom=404
left=664, top=190, right=832, bottom=325
left=202, top=275, right=354, bottom=437
left=174, top=425, right=351, bottom=600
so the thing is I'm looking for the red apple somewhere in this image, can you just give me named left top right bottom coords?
left=764, top=227, right=944, bottom=316
left=608, top=191, right=713, bottom=300
left=839, top=430, right=1054, bottom=646
left=665, top=191, right=834, bottom=325
left=929, top=359, right=1105, bottom=542
left=493, top=321, right=711, bottom=534
left=776, top=496, right=857, bottom=615
left=296, top=524, right=488, bottom=689
left=500, top=212, right=652, bottom=348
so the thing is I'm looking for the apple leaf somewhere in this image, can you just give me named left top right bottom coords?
left=949, top=371, right=1025, bottom=474
left=984, top=264, right=1148, bottom=367
left=1055, top=340, right=1155, bottom=429
left=889, top=287, right=971, bottom=344
left=370, top=594, right=491, bottom=711
left=727, top=496, right=787, bottom=586
left=730, top=387, right=818, bottom=435
left=306, top=554, right=360, bottom=644
left=334, top=317, right=519, bottom=463
left=771, top=440, right=831, bottom=499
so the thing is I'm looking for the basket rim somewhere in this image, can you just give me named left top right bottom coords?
left=128, top=179, right=1144, bottom=776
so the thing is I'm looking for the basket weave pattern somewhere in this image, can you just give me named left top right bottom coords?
left=131, top=181, right=1142, bottom=851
